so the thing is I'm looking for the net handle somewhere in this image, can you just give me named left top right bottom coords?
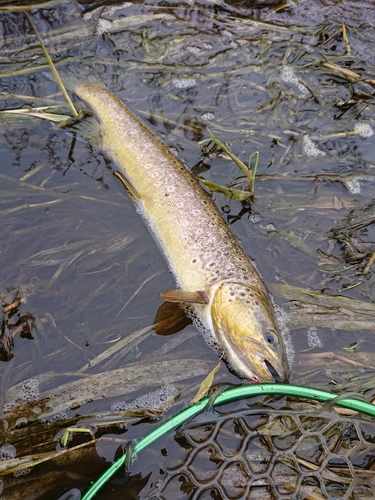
left=82, top=383, right=375, bottom=499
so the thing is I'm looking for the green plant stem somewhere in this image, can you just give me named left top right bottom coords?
left=24, top=11, right=78, bottom=117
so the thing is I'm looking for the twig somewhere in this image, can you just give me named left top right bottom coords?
left=342, top=22, right=351, bottom=54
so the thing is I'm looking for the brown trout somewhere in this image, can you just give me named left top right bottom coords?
left=73, top=81, right=290, bottom=383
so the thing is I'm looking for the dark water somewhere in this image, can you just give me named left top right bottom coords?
left=1, top=0, right=375, bottom=497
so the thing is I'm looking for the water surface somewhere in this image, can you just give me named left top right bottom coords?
left=1, top=0, right=375, bottom=497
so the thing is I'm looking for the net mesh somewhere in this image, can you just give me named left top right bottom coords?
left=126, top=397, right=375, bottom=499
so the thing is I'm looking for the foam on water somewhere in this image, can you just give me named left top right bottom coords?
left=111, top=384, right=179, bottom=412
left=302, top=134, right=326, bottom=157
left=346, top=176, right=370, bottom=194
left=280, top=66, right=308, bottom=94
left=97, top=19, right=112, bottom=35
left=354, top=121, right=374, bottom=138
left=307, top=326, right=323, bottom=348
left=39, top=412, right=68, bottom=423
left=172, top=78, right=196, bottom=89
left=250, top=214, right=261, bottom=224
left=187, top=46, right=201, bottom=55
left=273, top=302, right=295, bottom=368
left=0, top=444, right=16, bottom=460
left=265, top=223, right=276, bottom=231
left=201, top=112, right=215, bottom=121
left=14, top=468, right=31, bottom=477
left=4, top=378, right=39, bottom=412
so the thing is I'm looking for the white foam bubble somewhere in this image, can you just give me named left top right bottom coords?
left=4, top=378, right=39, bottom=412
left=14, top=468, right=31, bottom=477
left=280, top=66, right=308, bottom=94
left=346, top=179, right=361, bottom=194
left=250, top=214, right=261, bottom=224
left=172, top=78, right=196, bottom=89
left=96, top=19, right=112, bottom=36
left=111, top=384, right=179, bottom=412
left=302, top=135, right=326, bottom=157
left=307, top=326, right=322, bottom=348
left=0, top=444, right=16, bottom=460
left=221, top=29, right=233, bottom=38
left=187, top=46, right=200, bottom=55
left=39, top=412, right=68, bottom=423
left=346, top=176, right=370, bottom=194
left=354, top=121, right=374, bottom=138
left=273, top=303, right=295, bottom=368
left=201, top=112, right=215, bottom=121
left=168, top=146, right=179, bottom=157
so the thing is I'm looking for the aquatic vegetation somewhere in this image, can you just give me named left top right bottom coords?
left=2, top=0, right=375, bottom=496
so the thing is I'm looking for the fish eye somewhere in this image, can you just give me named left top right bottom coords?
left=265, top=332, right=277, bottom=346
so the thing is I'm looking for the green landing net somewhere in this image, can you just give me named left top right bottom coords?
left=81, top=383, right=375, bottom=499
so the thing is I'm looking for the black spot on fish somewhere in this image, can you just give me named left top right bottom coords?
left=255, top=300, right=259, bottom=306
left=192, top=259, right=197, bottom=263
left=240, top=292, right=246, bottom=297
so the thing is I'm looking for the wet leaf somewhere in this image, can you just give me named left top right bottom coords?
left=0, top=106, right=72, bottom=123
left=190, top=362, right=221, bottom=403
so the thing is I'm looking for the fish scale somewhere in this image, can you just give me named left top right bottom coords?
left=73, top=81, right=290, bottom=383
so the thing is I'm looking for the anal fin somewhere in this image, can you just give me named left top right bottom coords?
left=158, top=289, right=208, bottom=304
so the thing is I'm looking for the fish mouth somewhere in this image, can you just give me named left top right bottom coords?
left=243, top=337, right=287, bottom=383
left=264, top=359, right=283, bottom=383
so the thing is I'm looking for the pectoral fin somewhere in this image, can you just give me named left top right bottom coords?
left=158, top=289, right=209, bottom=304
left=114, top=171, right=140, bottom=201
left=153, top=301, right=192, bottom=336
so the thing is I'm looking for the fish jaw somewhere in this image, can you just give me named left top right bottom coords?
left=210, top=282, right=289, bottom=383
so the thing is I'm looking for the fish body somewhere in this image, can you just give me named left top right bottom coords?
left=73, top=81, right=289, bottom=383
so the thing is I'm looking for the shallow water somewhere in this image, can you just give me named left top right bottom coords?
left=2, top=0, right=375, bottom=497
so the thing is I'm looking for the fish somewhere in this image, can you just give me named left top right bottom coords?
left=72, top=79, right=290, bottom=383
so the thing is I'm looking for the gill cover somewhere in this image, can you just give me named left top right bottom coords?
left=211, top=282, right=289, bottom=383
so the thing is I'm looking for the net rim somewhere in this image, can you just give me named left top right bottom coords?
left=81, top=383, right=375, bottom=500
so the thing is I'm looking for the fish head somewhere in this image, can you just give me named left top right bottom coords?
left=211, top=282, right=289, bottom=383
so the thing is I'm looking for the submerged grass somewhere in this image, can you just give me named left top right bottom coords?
left=198, top=128, right=258, bottom=201
left=24, top=11, right=77, bottom=116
